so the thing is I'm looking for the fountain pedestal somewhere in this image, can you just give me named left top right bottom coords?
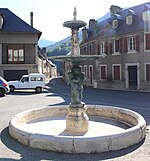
left=66, top=103, right=89, bottom=134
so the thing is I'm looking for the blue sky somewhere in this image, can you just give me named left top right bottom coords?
left=0, top=0, right=149, bottom=41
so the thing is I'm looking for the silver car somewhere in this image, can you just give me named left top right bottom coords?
left=0, top=76, right=10, bottom=97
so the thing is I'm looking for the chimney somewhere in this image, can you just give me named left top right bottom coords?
left=89, top=19, right=97, bottom=29
left=30, top=12, right=33, bottom=27
left=110, top=5, right=122, bottom=16
left=82, top=27, right=88, bottom=41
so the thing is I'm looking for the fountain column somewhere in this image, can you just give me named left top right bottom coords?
left=66, top=61, right=89, bottom=134
left=63, top=7, right=89, bottom=134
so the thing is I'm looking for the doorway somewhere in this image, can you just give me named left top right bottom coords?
left=89, top=65, right=93, bottom=86
left=128, top=66, right=137, bottom=89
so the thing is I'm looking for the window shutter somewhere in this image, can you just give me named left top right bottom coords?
left=124, top=37, right=128, bottom=53
left=145, top=33, right=150, bottom=50
left=101, top=66, right=106, bottom=79
left=119, top=38, right=123, bottom=53
left=109, top=42, right=113, bottom=54
left=146, top=64, right=150, bottom=81
left=136, top=35, right=140, bottom=52
left=114, top=66, right=120, bottom=80
left=105, top=41, right=108, bottom=55
left=97, top=42, right=100, bottom=55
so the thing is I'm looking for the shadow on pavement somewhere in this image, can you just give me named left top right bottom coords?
left=7, top=90, right=48, bottom=97
left=1, top=127, right=145, bottom=161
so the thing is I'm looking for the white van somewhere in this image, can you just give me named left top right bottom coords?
left=8, top=73, right=46, bottom=93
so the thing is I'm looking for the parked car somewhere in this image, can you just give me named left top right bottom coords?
left=8, top=73, right=46, bottom=93
left=0, top=76, right=10, bottom=97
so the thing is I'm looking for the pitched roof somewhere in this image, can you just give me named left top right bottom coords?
left=0, top=8, right=42, bottom=38
left=91, top=1, right=150, bottom=39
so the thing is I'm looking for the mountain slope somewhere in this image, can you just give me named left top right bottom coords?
left=38, top=39, right=56, bottom=48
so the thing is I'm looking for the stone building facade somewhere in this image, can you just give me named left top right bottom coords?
left=80, top=2, right=150, bottom=91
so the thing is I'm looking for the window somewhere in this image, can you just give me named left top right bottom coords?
left=112, top=19, right=118, bottom=28
left=100, top=65, right=107, bottom=80
left=31, top=77, right=36, bottom=81
left=8, top=45, right=24, bottom=63
left=84, top=46, right=87, bottom=55
left=142, top=10, right=150, bottom=21
left=126, top=15, right=132, bottom=25
left=89, top=44, right=93, bottom=55
left=21, top=77, right=29, bottom=82
left=145, top=33, right=150, bottom=51
left=100, top=42, right=105, bottom=54
left=128, top=36, right=136, bottom=52
left=0, top=14, right=3, bottom=29
left=146, top=64, right=150, bottom=81
left=37, top=77, right=43, bottom=81
left=113, top=39, right=120, bottom=53
left=113, top=65, right=121, bottom=80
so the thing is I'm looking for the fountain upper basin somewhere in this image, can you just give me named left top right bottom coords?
left=63, top=20, right=87, bottom=29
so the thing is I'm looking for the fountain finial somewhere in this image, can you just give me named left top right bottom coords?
left=73, top=7, right=77, bottom=21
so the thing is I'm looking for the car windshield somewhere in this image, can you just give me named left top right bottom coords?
left=21, top=77, right=29, bottom=82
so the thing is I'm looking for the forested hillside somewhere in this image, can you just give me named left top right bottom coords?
left=47, top=42, right=71, bottom=75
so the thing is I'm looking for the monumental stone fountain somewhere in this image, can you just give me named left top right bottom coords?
left=9, top=7, right=146, bottom=153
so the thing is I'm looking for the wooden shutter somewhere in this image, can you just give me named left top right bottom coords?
left=146, top=64, right=150, bottom=81
left=109, top=41, right=113, bottom=54
left=101, top=66, right=106, bottom=79
left=105, top=41, right=108, bottom=55
left=119, top=38, right=123, bottom=53
left=136, top=35, right=140, bottom=52
left=114, top=66, right=120, bottom=80
left=145, top=33, right=150, bottom=50
left=124, top=37, right=128, bottom=53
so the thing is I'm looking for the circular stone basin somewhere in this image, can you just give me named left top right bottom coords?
left=9, top=105, right=146, bottom=153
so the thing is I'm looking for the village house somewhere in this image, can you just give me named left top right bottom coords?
left=38, top=47, right=57, bottom=79
left=80, top=2, right=150, bottom=91
left=0, top=9, right=42, bottom=81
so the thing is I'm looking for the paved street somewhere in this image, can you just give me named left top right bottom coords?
left=0, top=77, right=150, bottom=161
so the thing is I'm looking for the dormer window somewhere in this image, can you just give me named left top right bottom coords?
left=0, top=14, right=4, bottom=29
left=126, top=15, right=132, bottom=25
left=142, top=10, right=150, bottom=21
left=112, top=19, right=118, bottom=28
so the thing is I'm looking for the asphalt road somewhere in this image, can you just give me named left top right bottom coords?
left=0, top=77, right=150, bottom=161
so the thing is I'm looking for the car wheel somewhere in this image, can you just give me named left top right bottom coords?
left=0, top=88, right=5, bottom=97
left=36, top=87, right=42, bottom=93
left=10, top=86, right=15, bottom=92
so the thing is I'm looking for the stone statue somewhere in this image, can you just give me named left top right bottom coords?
left=68, top=63, right=84, bottom=105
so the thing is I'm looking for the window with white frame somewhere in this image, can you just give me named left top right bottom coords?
left=113, top=39, right=120, bottom=53
left=144, top=33, right=150, bottom=51
left=113, top=65, right=121, bottom=80
left=8, top=45, right=24, bottom=63
left=100, top=42, right=105, bottom=54
left=126, top=15, right=133, bottom=25
left=100, top=65, right=107, bottom=80
left=128, top=36, right=136, bottom=52
left=142, top=10, right=150, bottom=21
left=112, top=19, right=118, bottom=28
